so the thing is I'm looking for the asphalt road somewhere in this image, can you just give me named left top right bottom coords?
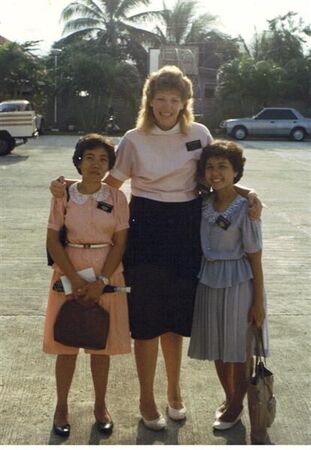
left=0, top=135, right=310, bottom=445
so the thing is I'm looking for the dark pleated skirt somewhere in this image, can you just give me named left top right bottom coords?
left=124, top=195, right=202, bottom=339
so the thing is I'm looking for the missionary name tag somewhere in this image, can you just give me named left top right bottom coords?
left=216, top=215, right=231, bottom=230
left=186, top=140, right=202, bottom=152
left=97, top=201, right=113, bottom=213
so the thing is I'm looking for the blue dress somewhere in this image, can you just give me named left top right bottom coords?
left=188, top=194, right=269, bottom=363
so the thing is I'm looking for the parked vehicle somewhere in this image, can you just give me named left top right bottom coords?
left=0, top=99, right=45, bottom=133
left=0, top=100, right=38, bottom=156
left=220, top=108, right=311, bottom=141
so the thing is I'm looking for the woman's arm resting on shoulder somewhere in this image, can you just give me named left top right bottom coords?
left=49, top=176, right=78, bottom=198
left=247, top=250, right=265, bottom=328
left=235, top=184, right=263, bottom=219
left=104, top=174, right=123, bottom=189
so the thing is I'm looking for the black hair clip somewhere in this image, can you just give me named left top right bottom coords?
left=216, top=215, right=231, bottom=230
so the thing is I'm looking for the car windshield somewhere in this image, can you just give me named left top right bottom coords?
left=0, top=102, right=31, bottom=112
left=0, top=103, right=19, bottom=112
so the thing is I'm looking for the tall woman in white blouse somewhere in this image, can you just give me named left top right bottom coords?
left=50, top=65, right=260, bottom=431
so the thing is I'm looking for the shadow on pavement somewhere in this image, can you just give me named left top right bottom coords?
left=48, top=428, right=70, bottom=445
left=0, top=154, right=29, bottom=165
left=213, top=421, right=247, bottom=445
left=88, top=423, right=113, bottom=444
left=135, top=418, right=185, bottom=445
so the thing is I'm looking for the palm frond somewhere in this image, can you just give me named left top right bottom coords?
left=127, top=9, right=165, bottom=24
left=154, top=25, right=167, bottom=44
left=120, top=22, right=161, bottom=45
left=185, top=14, right=218, bottom=43
left=116, top=0, right=151, bottom=18
left=62, top=18, right=103, bottom=35
left=61, top=1, right=105, bottom=22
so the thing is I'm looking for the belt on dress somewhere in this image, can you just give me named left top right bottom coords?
left=67, top=243, right=110, bottom=249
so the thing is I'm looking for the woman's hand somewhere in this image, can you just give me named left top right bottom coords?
left=68, top=276, right=89, bottom=302
left=248, top=192, right=263, bottom=220
left=50, top=176, right=66, bottom=198
left=74, top=280, right=104, bottom=307
left=248, top=302, right=265, bottom=328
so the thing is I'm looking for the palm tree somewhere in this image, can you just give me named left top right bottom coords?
left=61, top=0, right=162, bottom=60
left=155, top=0, right=218, bottom=45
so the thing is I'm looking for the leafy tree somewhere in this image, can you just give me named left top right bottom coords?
left=215, top=12, right=311, bottom=119
left=0, top=41, right=46, bottom=109
left=47, top=40, right=141, bottom=130
left=199, top=31, right=240, bottom=68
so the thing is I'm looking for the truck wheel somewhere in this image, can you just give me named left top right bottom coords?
left=232, top=126, right=248, bottom=140
left=0, top=138, right=13, bottom=156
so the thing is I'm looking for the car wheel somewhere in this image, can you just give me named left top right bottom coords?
left=290, top=127, right=305, bottom=142
left=0, top=138, right=13, bottom=156
left=232, top=126, right=248, bottom=140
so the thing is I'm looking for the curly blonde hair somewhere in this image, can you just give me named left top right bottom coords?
left=136, top=65, right=194, bottom=135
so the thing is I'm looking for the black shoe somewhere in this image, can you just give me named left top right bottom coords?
left=96, top=419, right=114, bottom=434
left=53, top=423, right=71, bottom=437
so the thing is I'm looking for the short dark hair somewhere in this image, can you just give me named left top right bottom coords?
left=197, top=140, right=246, bottom=185
left=72, top=133, right=116, bottom=174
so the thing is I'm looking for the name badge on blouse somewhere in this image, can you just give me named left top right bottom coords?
left=216, top=215, right=231, bottom=230
left=97, top=201, right=113, bottom=213
left=186, top=140, right=202, bottom=152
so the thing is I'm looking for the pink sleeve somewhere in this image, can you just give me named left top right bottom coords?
left=114, top=190, right=130, bottom=232
left=109, top=136, right=135, bottom=182
left=47, top=196, right=67, bottom=231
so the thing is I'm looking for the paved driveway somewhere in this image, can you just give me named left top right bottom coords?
left=0, top=136, right=310, bottom=444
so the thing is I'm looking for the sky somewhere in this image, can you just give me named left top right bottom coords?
left=0, top=0, right=310, bottom=55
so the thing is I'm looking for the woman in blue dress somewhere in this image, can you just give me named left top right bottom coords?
left=188, top=140, right=269, bottom=431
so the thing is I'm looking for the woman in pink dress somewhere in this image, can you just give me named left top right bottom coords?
left=43, top=134, right=131, bottom=437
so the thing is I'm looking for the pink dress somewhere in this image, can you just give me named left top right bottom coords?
left=43, top=183, right=131, bottom=355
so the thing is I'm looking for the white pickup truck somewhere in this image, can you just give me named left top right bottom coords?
left=0, top=100, right=39, bottom=156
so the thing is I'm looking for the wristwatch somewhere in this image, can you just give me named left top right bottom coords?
left=97, top=275, right=109, bottom=285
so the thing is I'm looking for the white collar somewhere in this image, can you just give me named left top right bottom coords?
left=150, top=123, right=181, bottom=135
left=69, top=182, right=110, bottom=205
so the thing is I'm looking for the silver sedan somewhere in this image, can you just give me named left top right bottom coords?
left=220, top=107, right=311, bottom=141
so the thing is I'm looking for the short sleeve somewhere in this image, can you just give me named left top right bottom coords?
left=110, top=135, right=135, bottom=182
left=242, top=213, right=263, bottom=254
left=47, top=196, right=67, bottom=231
left=204, top=127, right=213, bottom=147
left=114, top=189, right=130, bottom=232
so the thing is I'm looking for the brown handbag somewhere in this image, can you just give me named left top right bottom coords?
left=247, top=327, right=276, bottom=444
left=54, top=300, right=109, bottom=350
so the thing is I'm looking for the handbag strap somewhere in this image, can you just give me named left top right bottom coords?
left=254, top=326, right=267, bottom=366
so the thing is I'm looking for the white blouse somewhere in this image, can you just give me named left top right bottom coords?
left=110, top=122, right=213, bottom=202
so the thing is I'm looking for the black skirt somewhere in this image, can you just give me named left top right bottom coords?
left=124, top=195, right=202, bottom=339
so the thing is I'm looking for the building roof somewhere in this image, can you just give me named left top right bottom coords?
left=0, top=35, right=10, bottom=45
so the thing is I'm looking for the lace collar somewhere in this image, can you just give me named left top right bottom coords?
left=150, top=123, right=181, bottom=135
left=202, top=194, right=246, bottom=224
left=69, top=182, right=110, bottom=205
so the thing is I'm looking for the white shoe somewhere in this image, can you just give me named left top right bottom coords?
left=141, top=414, right=167, bottom=431
left=213, top=410, right=243, bottom=431
left=167, top=404, right=187, bottom=421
